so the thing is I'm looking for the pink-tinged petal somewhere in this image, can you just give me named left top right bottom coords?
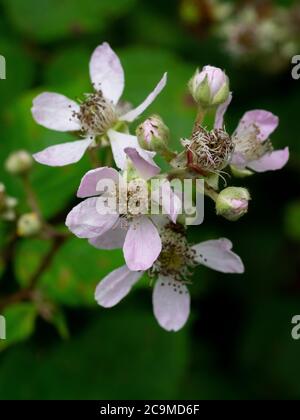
left=192, top=238, right=244, bottom=273
left=33, top=138, right=93, bottom=167
left=77, top=167, right=120, bottom=198
left=151, top=180, right=182, bottom=223
left=89, top=42, right=125, bottom=105
left=230, top=151, right=247, bottom=168
left=107, top=130, right=139, bottom=170
left=153, top=276, right=190, bottom=332
left=89, top=220, right=127, bottom=250
left=123, top=216, right=162, bottom=271
left=247, top=147, right=289, bottom=172
left=66, top=197, right=119, bottom=239
left=235, top=110, right=279, bottom=142
left=214, top=92, right=232, bottom=129
left=124, top=147, right=160, bottom=180
left=31, top=92, right=81, bottom=132
left=120, top=73, right=167, bottom=122
left=95, top=265, right=143, bottom=308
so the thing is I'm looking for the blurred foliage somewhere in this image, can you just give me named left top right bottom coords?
left=0, top=0, right=300, bottom=400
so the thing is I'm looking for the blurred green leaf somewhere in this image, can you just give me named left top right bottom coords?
left=0, top=304, right=189, bottom=399
left=0, top=303, right=37, bottom=351
left=0, top=39, right=35, bottom=107
left=119, top=47, right=196, bottom=149
left=16, top=237, right=125, bottom=307
left=285, top=201, right=300, bottom=241
left=2, top=0, right=137, bottom=42
left=239, top=298, right=300, bottom=399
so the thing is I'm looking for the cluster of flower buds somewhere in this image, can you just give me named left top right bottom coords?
left=27, top=42, right=289, bottom=331
left=218, top=3, right=299, bottom=73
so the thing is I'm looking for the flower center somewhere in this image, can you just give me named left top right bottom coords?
left=77, top=91, right=117, bottom=136
left=187, top=126, right=234, bottom=172
left=233, top=123, right=273, bottom=161
left=149, top=224, right=197, bottom=282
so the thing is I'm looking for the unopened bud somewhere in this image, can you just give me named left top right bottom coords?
left=216, top=187, right=250, bottom=221
left=136, top=115, right=169, bottom=152
left=5, top=150, right=33, bottom=175
left=188, top=66, right=230, bottom=108
left=17, top=213, right=42, bottom=237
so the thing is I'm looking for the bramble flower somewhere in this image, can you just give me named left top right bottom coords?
left=216, top=97, right=289, bottom=173
left=95, top=223, right=244, bottom=332
left=5, top=150, right=33, bottom=175
left=31, top=42, right=167, bottom=167
left=66, top=151, right=181, bottom=271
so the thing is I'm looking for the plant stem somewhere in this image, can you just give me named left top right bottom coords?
left=0, top=235, right=67, bottom=311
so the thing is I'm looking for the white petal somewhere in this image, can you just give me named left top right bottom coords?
left=77, top=167, right=120, bottom=198
left=65, top=197, right=119, bottom=239
left=89, top=42, right=125, bottom=104
left=33, top=138, right=93, bottom=167
left=153, top=276, right=190, bottom=332
left=247, top=147, right=289, bottom=172
left=151, top=180, right=182, bottom=223
left=214, top=92, right=232, bottom=129
left=89, top=220, right=127, bottom=250
left=124, top=147, right=160, bottom=180
left=107, top=129, right=140, bottom=170
left=120, top=73, right=167, bottom=122
left=192, top=238, right=244, bottom=273
left=123, top=216, right=162, bottom=271
left=31, top=92, right=81, bottom=132
left=95, top=265, right=143, bottom=308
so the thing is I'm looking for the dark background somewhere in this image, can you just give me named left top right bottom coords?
left=0, top=0, right=300, bottom=400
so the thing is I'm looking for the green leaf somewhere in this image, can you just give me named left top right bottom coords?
left=119, top=47, right=196, bottom=150
left=15, top=237, right=126, bottom=307
left=2, top=0, right=137, bottom=43
left=0, top=304, right=189, bottom=399
left=0, top=303, right=37, bottom=351
left=285, top=201, right=300, bottom=241
left=0, top=39, right=35, bottom=108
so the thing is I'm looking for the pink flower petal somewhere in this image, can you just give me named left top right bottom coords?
left=123, top=216, right=162, bottom=271
left=89, top=220, right=127, bottom=250
left=95, top=265, right=143, bottom=308
left=124, top=147, right=160, bottom=180
left=107, top=130, right=139, bottom=170
left=89, top=42, right=125, bottom=105
left=33, top=138, right=93, bottom=167
left=214, top=92, right=232, bottom=129
left=152, top=276, right=190, bottom=332
left=120, top=73, right=167, bottom=122
left=151, top=180, right=182, bottom=223
left=31, top=92, right=81, bottom=132
left=66, top=197, right=119, bottom=239
left=192, top=238, right=244, bottom=273
left=247, top=147, right=289, bottom=172
left=235, top=110, right=279, bottom=142
left=77, top=167, right=120, bottom=198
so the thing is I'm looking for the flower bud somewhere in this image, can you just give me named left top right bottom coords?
left=216, top=187, right=250, bottom=221
left=136, top=115, right=169, bottom=152
left=17, top=213, right=42, bottom=237
left=5, top=150, right=33, bottom=175
left=188, top=66, right=230, bottom=108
